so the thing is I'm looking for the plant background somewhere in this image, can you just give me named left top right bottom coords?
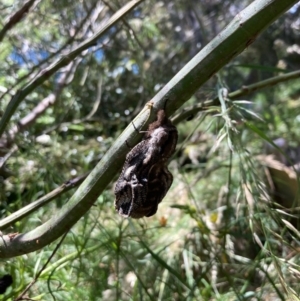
left=0, top=0, right=300, bottom=300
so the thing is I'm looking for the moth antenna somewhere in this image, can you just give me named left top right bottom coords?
left=162, top=98, right=170, bottom=115
left=163, top=98, right=168, bottom=110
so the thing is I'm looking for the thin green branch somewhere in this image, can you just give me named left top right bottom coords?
left=0, top=173, right=88, bottom=230
left=0, top=0, right=144, bottom=138
left=102, top=0, right=146, bottom=52
left=0, top=0, right=297, bottom=258
left=229, top=69, right=300, bottom=99
left=172, top=69, right=300, bottom=124
left=0, top=0, right=39, bottom=43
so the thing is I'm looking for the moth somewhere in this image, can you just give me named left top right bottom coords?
left=114, top=107, right=178, bottom=218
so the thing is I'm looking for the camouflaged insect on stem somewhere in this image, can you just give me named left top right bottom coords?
left=114, top=107, right=178, bottom=218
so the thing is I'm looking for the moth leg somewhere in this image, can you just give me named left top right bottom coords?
left=128, top=100, right=154, bottom=139
left=131, top=120, right=151, bottom=135
left=131, top=120, right=139, bottom=133
left=124, top=174, right=146, bottom=217
left=126, top=122, right=149, bottom=149
left=125, top=139, right=133, bottom=149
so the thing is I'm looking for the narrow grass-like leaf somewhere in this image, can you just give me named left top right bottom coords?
left=282, top=219, right=300, bottom=239
left=232, top=100, right=253, bottom=104
left=232, top=63, right=288, bottom=73
left=234, top=104, right=264, bottom=121
left=139, top=239, right=191, bottom=290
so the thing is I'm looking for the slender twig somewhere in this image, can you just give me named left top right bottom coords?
left=0, top=145, right=18, bottom=169
left=0, top=173, right=88, bottom=230
left=0, top=3, right=99, bottom=103
left=42, top=71, right=103, bottom=135
left=82, top=76, right=103, bottom=121
left=0, top=4, right=107, bottom=148
left=102, top=0, right=145, bottom=52
left=0, top=0, right=39, bottom=43
left=0, top=0, right=144, bottom=138
left=228, top=69, right=300, bottom=98
left=6, top=60, right=79, bottom=144
left=171, top=69, right=300, bottom=125
left=14, top=231, right=69, bottom=301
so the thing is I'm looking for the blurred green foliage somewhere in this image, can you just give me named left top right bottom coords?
left=0, top=0, right=300, bottom=300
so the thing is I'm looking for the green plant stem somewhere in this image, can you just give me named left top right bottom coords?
left=0, top=0, right=38, bottom=43
left=0, top=174, right=88, bottom=230
left=228, top=69, right=300, bottom=99
left=172, top=69, right=300, bottom=124
left=0, top=0, right=297, bottom=258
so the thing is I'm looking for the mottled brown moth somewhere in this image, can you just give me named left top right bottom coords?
left=114, top=106, right=178, bottom=218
